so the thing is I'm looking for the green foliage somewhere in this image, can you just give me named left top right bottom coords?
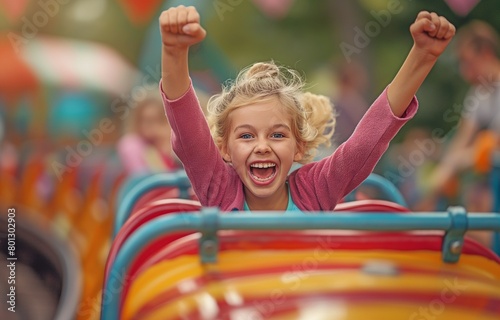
left=206, top=1, right=338, bottom=75
left=205, top=0, right=499, bottom=139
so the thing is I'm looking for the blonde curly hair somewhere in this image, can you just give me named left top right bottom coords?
left=207, top=61, right=335, bottom=164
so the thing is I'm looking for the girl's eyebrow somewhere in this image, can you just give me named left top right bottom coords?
left=233, top=124, right=291, bottom=132
left=272, top=124, right=291, bottom=131
left=233, top=124, right=255, bottom=132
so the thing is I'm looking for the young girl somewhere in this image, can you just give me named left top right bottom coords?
left=159, top=6, right=455, bottom=212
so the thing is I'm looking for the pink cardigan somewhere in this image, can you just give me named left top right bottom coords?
left=161, top=83, right=417, bottom=211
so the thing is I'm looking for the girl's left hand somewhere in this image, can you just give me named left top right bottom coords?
left=410, top=11, right=456, bottom=60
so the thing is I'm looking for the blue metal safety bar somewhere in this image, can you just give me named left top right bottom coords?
left=101, top=208, right=500, bottom=319
left=114, top=172, right=405, bottom=237
left=344, top=173, right=408, bottom=207
left=442, top=207, right=467, bottom=263
left=113, top=171, right=192, bottom=237
left=115, top=173, right=156, bottom=206
left=199, top=207, right=219, bottom=263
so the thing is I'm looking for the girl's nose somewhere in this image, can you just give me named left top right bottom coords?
left=254, top=138, right=271, bottom=154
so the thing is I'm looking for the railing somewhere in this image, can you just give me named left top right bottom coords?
left=113, top=171, right=191, bottom=237
left=114, top=172, right=408, bottom=237
left=343, top=172, right=408, bottom=206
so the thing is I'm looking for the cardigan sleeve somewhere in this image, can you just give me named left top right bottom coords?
left=289, top=87, right=418, bottom=211
left=159, top=81, right=243, bottom=209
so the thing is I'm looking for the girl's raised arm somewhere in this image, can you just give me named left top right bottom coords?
left=159, top=6, right=206, bottom=100
left=387, top=11, right=455, bottom=117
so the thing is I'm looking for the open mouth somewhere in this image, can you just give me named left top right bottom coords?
left=249, top=162, right=277, bottom=183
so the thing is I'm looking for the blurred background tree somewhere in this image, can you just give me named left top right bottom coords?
left=203, top=0, right=499, bottom=139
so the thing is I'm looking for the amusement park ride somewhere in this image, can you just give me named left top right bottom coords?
left=99, top=165, right=500, bottom=319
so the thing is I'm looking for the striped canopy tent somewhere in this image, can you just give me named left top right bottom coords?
left=20, top=35, right=139, bottom=96
left=2, top=35, right=141, bottom=143
left=0, top=33, right=43, bottom=145
left=0, top=33, right=39, bottom=106
left=24, top=36, right=141, bottom=143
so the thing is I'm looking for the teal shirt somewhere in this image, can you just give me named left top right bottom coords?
left=243, top=186, right=303, bottom=213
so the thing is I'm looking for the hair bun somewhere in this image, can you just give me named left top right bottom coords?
left=246, top=62, right=280, bottom=79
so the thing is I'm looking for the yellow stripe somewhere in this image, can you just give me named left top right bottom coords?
left=123, top=250, right=500, bottom=319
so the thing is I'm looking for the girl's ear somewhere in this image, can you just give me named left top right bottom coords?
left=218, top=138, right=232, bottom=162
left=223, top=153, right=232, bottom=162
left=293, top=141, right=305, bottom=162
left=293, top=151, right=303, bottom=162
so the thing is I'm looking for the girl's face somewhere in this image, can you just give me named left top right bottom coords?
left=457, top=45, right=492, bottom=85
left=137, top=102, right=171, bottom=143
left=221, top=97, right=303, bottom=209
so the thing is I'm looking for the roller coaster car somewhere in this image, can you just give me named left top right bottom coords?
left=102, top=198, right=500, bottom=320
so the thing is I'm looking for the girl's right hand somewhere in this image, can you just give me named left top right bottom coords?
left=159, top=5, right=206, bottom=51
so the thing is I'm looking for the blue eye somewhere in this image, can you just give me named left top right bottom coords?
left=240, top=133, right=253, bottom=139
left=271, top=133, right=285, bottom=138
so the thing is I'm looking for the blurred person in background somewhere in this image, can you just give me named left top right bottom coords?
left=311, top=60, right=369, bottom=164
left=0, top=113, right=18, bottom=177
left=331, top=60, right=370, bottom=147
left=117, top=91, right=181, bottom=175
left=0, top=113, right=15, bottom=191
left=382, top=127, right=441, bottom=209
left=421, top=20, right=500, bottom=247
